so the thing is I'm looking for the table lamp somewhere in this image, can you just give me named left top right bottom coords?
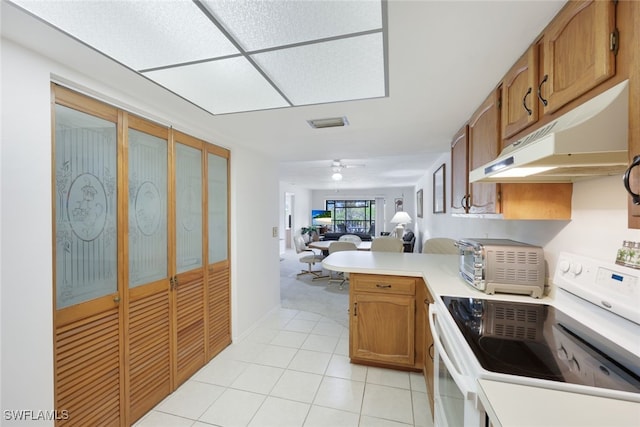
left=390, top=211, right=412, bottom=239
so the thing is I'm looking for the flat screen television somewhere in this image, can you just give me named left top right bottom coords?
left=311, top=210, right=332, bottom=226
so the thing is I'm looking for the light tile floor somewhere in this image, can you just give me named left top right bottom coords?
left=135, top=308, right=434, bottom=427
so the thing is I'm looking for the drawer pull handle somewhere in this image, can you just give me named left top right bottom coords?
left=522, top=87, right=532, bottom=116
left=376, top=284, right=392, bottom=288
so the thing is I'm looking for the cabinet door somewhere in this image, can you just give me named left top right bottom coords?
left=450, top=125, right=469, bottom=214
left=468, top=89, right=501, bottom=214
left=502, top=46, right=539, bottom=139
left=540, top=0, right=616, bottom=115
left=351, top=293, right=415, bottom=366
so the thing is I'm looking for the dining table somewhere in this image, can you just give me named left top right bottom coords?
left=307, top=240, right=371, bottom=253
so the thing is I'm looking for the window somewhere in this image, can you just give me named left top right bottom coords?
left=326, top=200, right=376, bottom=235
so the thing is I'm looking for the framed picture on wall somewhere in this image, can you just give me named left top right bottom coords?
left=395, top=198, right=404, bottom=212
left=433, top=163, right=446, bottom=214
left=416, top=189, right=423, bottom=218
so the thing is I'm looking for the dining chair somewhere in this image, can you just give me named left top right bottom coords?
left=423, top=237, right=458, bottom=254
left=370, top=236, right=404, bottom=252
left=327, top=241, right=357, bottom=289
left=338, top=234, right=362, bottom=243
left=293, top=235, right=328, bottom=280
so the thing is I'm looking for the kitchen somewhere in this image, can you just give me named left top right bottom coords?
left=2, top=1, right=640, bottom=427
left=289, top=0, right=640, bottom=425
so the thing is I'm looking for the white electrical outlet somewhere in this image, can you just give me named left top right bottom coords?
left=272, top=226, right=278, bottom=237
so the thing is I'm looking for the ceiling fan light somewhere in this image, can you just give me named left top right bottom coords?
left=307, top=116, right=349, bottom=129
left=331, top=172, right=343, bottom=181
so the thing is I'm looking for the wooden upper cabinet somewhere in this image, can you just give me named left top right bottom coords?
left=468, top=89, right=501, bottom=214
left=502, top=46, right=539, bottom=140
left=539, top=0, right=616, bottom=115
left=450, top=125, right=469, bottom=214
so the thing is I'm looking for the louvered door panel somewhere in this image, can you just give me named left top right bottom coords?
left=208, top=262, right=231, bottom=357
left=128, top=286, right=171, bottom=423
left=175, top=272, right=206, bottom=384
left=55, top=309, right=120, bottom=426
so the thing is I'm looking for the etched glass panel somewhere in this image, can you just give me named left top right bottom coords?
left=208, top=153, right=228, bottom=264
left=54, top=104, right=117, bottom=309
left=128, top=128, right=168, bottom=288
left=175, top=143, right=203, bottom=273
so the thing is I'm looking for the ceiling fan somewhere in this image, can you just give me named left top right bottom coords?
left=330, top=159, right=365, bottom=181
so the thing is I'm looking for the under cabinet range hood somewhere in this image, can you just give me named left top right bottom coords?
left=469, top=80, right=629, bottom=183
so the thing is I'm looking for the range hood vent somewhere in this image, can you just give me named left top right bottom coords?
left=469, top=80, right=629, bottom=183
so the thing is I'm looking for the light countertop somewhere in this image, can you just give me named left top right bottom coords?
left=478, top=379, right=640, bottom=427
left=322, top=251, right=640, bottom=426
left=322, top=251, right=550, bottom=302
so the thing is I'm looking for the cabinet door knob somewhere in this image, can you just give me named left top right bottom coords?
left=113, top=296, right=121, bottom=304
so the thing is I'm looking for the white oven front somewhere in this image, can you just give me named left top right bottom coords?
left=429, top=304, right=485, bottom=427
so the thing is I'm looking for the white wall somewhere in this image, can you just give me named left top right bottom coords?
left=231, top=147, right=281, bottom=339
left=1, top=37, right=280, bottom=424
left=413, top=153, right=640, bottom=279
left=1, top=37, right=55, bottom=424
left=311, top=187, right=415, bottom=236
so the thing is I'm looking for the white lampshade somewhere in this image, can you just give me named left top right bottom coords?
left=390, top=211, right=412, bottom=225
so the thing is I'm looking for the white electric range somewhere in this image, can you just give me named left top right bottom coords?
left=429, top=251, right=640, bottom=427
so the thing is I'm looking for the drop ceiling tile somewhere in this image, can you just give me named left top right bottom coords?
left=252, top=33, right=386, bottom=106
left=201, top=0, right=383, bottom=51
left=12, top=0, right=239, bottom=70
left=144, top=57, right=289, bottom=114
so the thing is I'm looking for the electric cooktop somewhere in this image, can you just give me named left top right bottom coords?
left=441, top=296, right=640, bottom=394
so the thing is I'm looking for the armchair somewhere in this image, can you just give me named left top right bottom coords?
left=402, top=231, right=416, bottom=253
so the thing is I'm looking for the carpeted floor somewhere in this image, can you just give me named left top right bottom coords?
left=280, top=248, right=349, bottom=326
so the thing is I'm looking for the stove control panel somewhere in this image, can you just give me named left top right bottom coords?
left=554, top=252, right=640, bottom=326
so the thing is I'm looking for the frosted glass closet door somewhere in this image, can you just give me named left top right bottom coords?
left=126, top=124, right=171, bottom=422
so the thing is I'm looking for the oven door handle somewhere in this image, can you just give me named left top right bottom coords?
left=429, top=305, right=477, bottom=401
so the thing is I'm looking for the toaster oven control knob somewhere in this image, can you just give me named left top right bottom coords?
left=557, top=345, right=569, bottom=360
left=568, top=357, right=580, bottom=373
left=570, top=263, right=583, bottom=275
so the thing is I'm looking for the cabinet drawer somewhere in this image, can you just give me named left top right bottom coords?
left=352, top=274, right=416, bottom=295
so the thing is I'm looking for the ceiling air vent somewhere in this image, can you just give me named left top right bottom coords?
left=307, top=116, right=349, bottom=129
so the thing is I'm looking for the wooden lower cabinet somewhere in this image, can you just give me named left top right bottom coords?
left=351, top=291, right=416, bottom=366
left=349, top=273, right=427, bottom=370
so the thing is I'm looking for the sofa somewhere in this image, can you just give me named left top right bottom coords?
left=321, top=232, right=373, bottom=241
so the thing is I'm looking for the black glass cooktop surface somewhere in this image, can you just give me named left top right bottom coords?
left=441, top=296, right=640, bottom=394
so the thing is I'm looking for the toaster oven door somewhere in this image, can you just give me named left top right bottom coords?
left=456, top=240, right=484, bottom=291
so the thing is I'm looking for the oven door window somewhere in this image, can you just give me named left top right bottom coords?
left=437, top=353, right=466, bottom=426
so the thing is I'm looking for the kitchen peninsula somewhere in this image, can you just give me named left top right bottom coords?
left=322, top=251, right=640, bottom=427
